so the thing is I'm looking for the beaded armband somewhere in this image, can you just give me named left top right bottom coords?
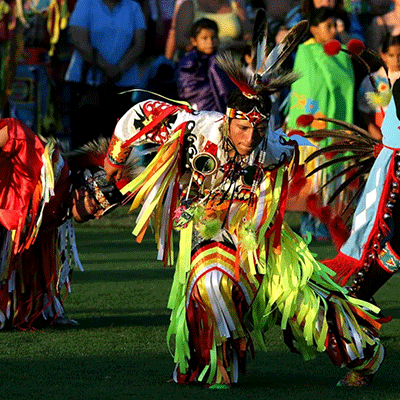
left=106, top=134, right=132, bottom=167
left=83, top=169, right=110, bottom=210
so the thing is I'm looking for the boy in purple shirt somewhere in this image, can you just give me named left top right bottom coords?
left=176, top=18, right=235, bottom=113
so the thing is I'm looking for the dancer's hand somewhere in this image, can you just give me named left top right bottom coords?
left=104, top=158, right=123, bottom=182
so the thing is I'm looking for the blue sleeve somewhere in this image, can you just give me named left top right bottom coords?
left=132, top=1, right=146, bottom=30
left=69, top=0, right=92, bottom=28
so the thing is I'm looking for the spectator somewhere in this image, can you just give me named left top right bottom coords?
left=64, top=0, right=146, bottom=149
left=357, top=33, right=400, bottom=140
left=263, top=0, right=300, bottom=38
left=166, top=0, right=252, bottom=62
left=0, top=118, right=125, bottom=329
left=343, top=0, right=391, bottom=33
left=141, top=0, right=175, bottom=57
left=285, top=7, right=355, bottom=240
left=275, top=0, right=365, bottom=45
left=365, top=0, right=400, bottom=52
left=176, top=18, right=236, bottom=112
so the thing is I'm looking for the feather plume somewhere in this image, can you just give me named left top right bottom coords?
left=305, top=153, right=365, bottom=175
left=251, top=8, right=269, bottom=72
left=63, top=137, right=140, bottom=180
left=340, top=182, right=366, bottom=218
left=216, top=51, right=258, bottom=98
left=304, top=129, right=375, bottom=144
left=239, top=221, right=258, bottom=252
left=262, top=71, right=302, bottom=93
left=197, top=218, right=222, bottom=240
left=304, top=142, right=371, bottom=164
left=193, top=203, right=206, bottom=223
left=366, top=89, right=392, bottom=108
left=326, top=162, right=372, bottom=204
left=63, top=137, right=111, bottom=168
left=316, top=158, right=373, bottom=191
left=303, top=116, right=378, bottom=219
left=312, top=117, right=376, bottom=142
left=261, top=20, right=309, bottom=79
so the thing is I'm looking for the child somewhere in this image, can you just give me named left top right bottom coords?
left=357, top=34, right=400, bottom=141
left=286, top=7, right=355, bottom=133
left=285, top=7, right=356, bottom=241
left=176, top=17, right=236, bottom=112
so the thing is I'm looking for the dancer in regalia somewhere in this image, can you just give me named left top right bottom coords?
left=313, top=78, right=400, bottom=302
left=0, top=117, right=125, bottom=329
left=298, top=39, right=400, bottom=303
left=104, top=15, right=385, bottom=388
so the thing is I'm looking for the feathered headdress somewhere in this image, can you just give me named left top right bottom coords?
left=216, top=9, right=308, bottom=100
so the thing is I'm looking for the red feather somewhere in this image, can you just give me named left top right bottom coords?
left=229, top=76, right=258, bottom=99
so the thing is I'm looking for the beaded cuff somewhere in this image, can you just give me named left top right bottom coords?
left=106, top=134, right=132, bottom=167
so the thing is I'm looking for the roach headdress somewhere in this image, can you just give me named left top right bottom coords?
left=216, top=10, right=308, bottom=103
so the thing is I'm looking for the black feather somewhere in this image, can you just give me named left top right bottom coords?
left=318, top=157, right=374, bottom=189
left=314, top=117, right=377, bottom=142
left=340, top=182, right=367, bottom=221
left=216, top=51, right=257, bottom=97
left=305, top=142, right=372, bottom=163
left=305, top=153, right=371, bottom=176
left=303, top=129, right=375, bottom=144
left=251, top=8, right=269, bottom=72
left=325, top=162, right=373, bottom=204
left=261, top=20, right=309, bottom=78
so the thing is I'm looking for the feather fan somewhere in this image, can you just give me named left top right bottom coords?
left=303, top=116, right=378, bottom=219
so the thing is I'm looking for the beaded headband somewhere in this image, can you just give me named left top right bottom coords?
left=226, top=106, right=268, bottom=127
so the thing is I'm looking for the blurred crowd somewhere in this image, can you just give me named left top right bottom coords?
left=0, top=0, right=398, bottom=152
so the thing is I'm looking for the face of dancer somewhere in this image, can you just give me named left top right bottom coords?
left=71, top=187, right=104, bottom=222
left=382, top=44, right=400, bottom=73
left=310, top=17, right=337, bottom=45
left=191, top=28, right=219, bottom=55
left=228, top=119, right=267, bottom=156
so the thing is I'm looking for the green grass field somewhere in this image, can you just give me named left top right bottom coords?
left=1, top=211, right=400, bottom=400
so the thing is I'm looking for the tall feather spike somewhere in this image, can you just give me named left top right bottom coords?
left=261, top=20, right=309, bottom=79
left=251, top=8, right=269, bottom=73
